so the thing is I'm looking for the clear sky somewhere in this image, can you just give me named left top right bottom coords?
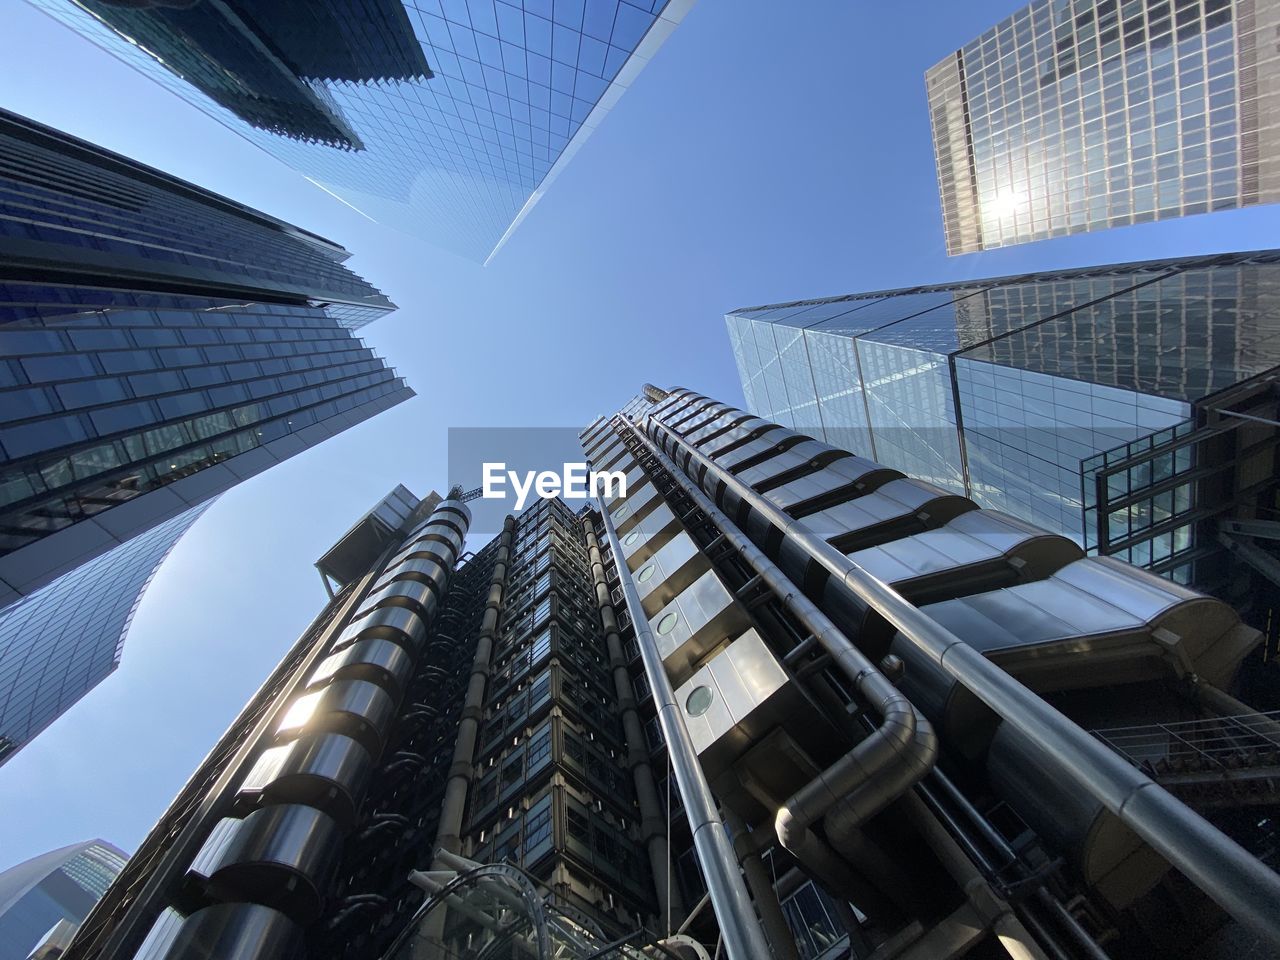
left=2, top=0, right=1279, bottom=870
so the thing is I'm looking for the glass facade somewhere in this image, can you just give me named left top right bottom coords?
left=0, top=505, right=207, bottom=765
left=0, top=107, right=394, bottom=326
left=927, top=0, right=1280, bottom=254
left=725, top=250, right=1280, bottom=553
left=0, top=293, right=410, bottom=585
left=30, top=0, right=695, bottom=262
left=0, top=108, right=413, bottom=763
left=0, top=840, right=127, bottom=959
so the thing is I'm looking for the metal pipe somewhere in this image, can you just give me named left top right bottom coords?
left=647, top=412, right=1280, bottom=947
left=582, top=514, right=684, bottom=927
left=724, top=807, right=802, bottom=960
left=597, top=496, right=774, bottom=960
left=624, top=421, right=936, bottom=918
left=431, top=515, right=515, bottom=861
left=900, top=792, right=1051, bottom=960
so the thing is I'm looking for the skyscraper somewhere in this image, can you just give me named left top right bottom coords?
left=0, top=107, right=413, bottom=764
left=0, top=840, right=126, bottom=960
left=724, top=250, right=1280, bottom=612
left=28, top=0, right=695, bottom=262
left=62, top=386, right=1280, bottom=960
left=0, top=504, right=209, bottom=766
left=927, top=0, right=1280, bottom=254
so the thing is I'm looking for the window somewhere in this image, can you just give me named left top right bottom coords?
left=523, top=800, right=552, bottom=858
left=531, top=628, right=551, bottom=665
left=528, top=725, right=552, bottom=771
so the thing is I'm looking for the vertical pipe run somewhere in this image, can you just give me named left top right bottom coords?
left=625, top=420, right=935, bottom=919
left=723, top=808, right=802, bottom=960
left=581, top=515, right=684, bottom=928
left=432, top=515, right=515, bottom=860
left=598, top=497, right=774, bottom=960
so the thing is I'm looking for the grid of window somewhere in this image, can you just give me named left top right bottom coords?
left=0, top=108, right=394, bottom=322
left=926, top=0, right=1277, bottom=254
left=0, top=505, right=206, bottom=763
left=30, top=0, right=691, bottom=261
left=1081, top=418, right=1199, bottom=577
left=0, top=840, right=128, bottom=958
left=463, top=497, right=652, bottom=913
left=0, top=292, right=412, bottom=557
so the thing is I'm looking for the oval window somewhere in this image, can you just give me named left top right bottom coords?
left=615, top=505, right=630, bottom=519
left=686, top=686, right=714, bottom=717
left=637, top=565, right=656, bottom=583
left=656, top=612, right=679, bottom=635
left=623, top=532, right=640, bottom=546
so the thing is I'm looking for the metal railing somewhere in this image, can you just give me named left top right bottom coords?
left=1094, top=712, right=1280, bottom=807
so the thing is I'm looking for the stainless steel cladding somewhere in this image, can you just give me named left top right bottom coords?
left=676, top=628, right=838, bottom=807
left=630, top=531, right=709, bottom=616
left=135, top=904, right=302, bottom=960
left=306, top=638, right=418, bottom=698
left=650, top=569, right=754, bottom=687
left=891, top=555, right=1259, bottom=753
left=186, top=804, right=341, bottom=922
left=828, top=509, right=1083, bottom=656
left=122, top=496, right=473, bottom=959
left=236, top=733, right=374, bottom=829
left=616, top=502, right=683, bottom=569
left=635, top=390, right=1280, bottom=950
left=276, top=679, right=398, bottom=756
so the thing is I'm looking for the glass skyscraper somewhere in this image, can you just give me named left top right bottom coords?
left=0, top=840, right=127, bottom=959
left=29, top=0, right=695, bottom=262
left=725, top=250, right=1280, bottom=586
left=927, top=0, right=1280, bottom=254
left=0, top=506, right=209, bottom=766
left=0, top=107, right=413, bottom=764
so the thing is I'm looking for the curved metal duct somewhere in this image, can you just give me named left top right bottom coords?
left=986, top=722, right=1168, bottom=911
left=684, top=411, right=756, bottom=449
left=891, top=555, right=1261, bottom=756
left=711, top=426, right=810, bottom=477
left=187, top=804, right=341, bottom=923
left=276, top=679, right=397, bottom=757
left=827, top=510, right=1083, bottom=657
left=332, top=604, right=428, bottom=654
left=377, top=554, right=452, bottom=592
left=676, top=402, right=738, bottom=438
left=236, top=732, right=374, bottom=830
left=307, top=637, right=417, bottom=698
left=799, top=478, right=977, bottom=553
left=399, top=522, right=464, bottom=560
left=136, top=904, right=302, bottom=960
left=357, top=578, right=441, bottom=622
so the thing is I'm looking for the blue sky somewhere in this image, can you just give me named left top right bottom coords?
left=2, top=0, right=1279, bottom=870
